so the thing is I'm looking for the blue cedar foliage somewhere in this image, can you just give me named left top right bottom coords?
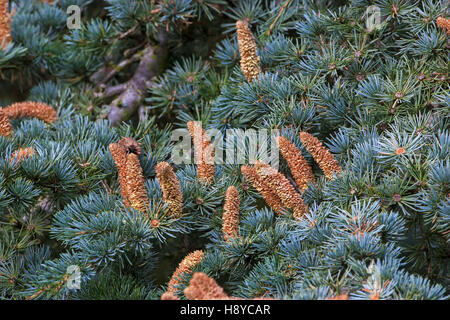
left=0, top=0, right=449, bottom=300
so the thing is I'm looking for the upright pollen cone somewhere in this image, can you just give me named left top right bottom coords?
left=241, top=165, right=284, bottom=215
left=109, top=142, right=130, bottom=207
left=3, top=102, right=58, bottom=123
left=0, top=109, right=12, bottom=137
left=155, top=161, right=183, bottom=218
left=0, top=0, right=11, bottom=48
left=299, top=132, right=342, bottom=180
left=254, top=161, right=308, bottom=220
left=277, top=136, right=316, bottom=191
left=236, top=19, right=262, bottom=82
left=164, top=250, right=204, bottom=298
left=187, top=121, right=215, bottom=184
left=109, top=137, right=147, bottom=210
left=222, top=186, right=240, bottom=242
left=126, top=153, right=150, bottom=212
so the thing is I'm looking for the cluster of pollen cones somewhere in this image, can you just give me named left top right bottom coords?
left=109, top=137, right=183, bottom=218
left=159, top=124, right=341, bottom=300
left=241, top=132, right=341, bottom=220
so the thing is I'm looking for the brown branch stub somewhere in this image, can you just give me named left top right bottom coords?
left=299, top=131, right=342, bottom=180
left=155, top=161, right=183, bottom=218
left=222, top=186, right=240, bottom=242
left=118, top=137, right=142, bottom=155
left=236, top=19, right=262, bottom=82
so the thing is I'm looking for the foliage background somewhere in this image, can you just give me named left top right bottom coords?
left=0, top=0, right=448, bottom=300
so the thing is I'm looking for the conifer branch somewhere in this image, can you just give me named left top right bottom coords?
left=106, top=32, right=168, bottom=125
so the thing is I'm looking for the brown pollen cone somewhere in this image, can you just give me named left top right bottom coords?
left=126, top=153, right=150, bottom=212
left=236, top=19, right=262, bottom=82
left=277, top=136, right=316, bottom=191
left=109, top=143, right=130, bottom=207
left=164, top=250, right=204, bottom=297
left=3, top=102, right=58, bottom=123
left=184, top=272, right=232, bottom=300
left=327, top=294, right=350, bottom=300
left=254, top=161, right=308, bottom=220
left=161, top=292, right=179, bottom=300
left=0, top=0, right=11, bottom=48
left=241, top=165, right=284, bottom=215
left=187, top=121, right=215, bottom=184
left=155, top=161, right=183, bottom=218
left=0, top=109, right=12, bottom=137
left=436, top=17, right=450, bottom=35
left=222, top=186, right=240, bottom=242
left=299, top=132, right=342, bottom=180
left=10, top=147, right=35, bottom=163
left=183, top=272, right=277, bottom=300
